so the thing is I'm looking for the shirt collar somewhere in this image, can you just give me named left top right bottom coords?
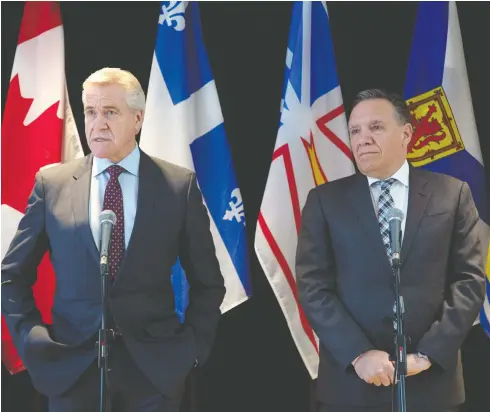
left=92, top=144, right=140, bottom=178
left=367, top=160, right=409, bottom=188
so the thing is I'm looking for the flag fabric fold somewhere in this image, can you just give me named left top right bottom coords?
left=254, top=1, right=355, bottom=379
left=140, top=1, right=251, bottom=318
left=1, top=1, right=84, bottom=374
left=404, top=1, right=490, bottom=336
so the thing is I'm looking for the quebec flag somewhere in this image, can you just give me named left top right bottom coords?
left=404, top=1, right=490, bottom=336
left=140, top=1, right=251, bottom=318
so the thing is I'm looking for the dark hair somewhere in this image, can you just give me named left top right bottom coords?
left=351, top=89, right=412, bottom=125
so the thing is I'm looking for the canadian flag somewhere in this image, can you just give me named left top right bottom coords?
left=1, top=2, right=83, bottom=374
left=254, top=2, right=355, bottom=379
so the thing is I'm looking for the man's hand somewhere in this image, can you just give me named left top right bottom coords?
left=406, top=353, right=431, bottom=377
left=352, top=350, right=395, bottom=386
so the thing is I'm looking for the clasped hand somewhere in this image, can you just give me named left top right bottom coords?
left=353, top=350, right=431, bottom=386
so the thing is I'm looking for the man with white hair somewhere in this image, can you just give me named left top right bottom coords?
left=1, top=67, right=226, bottom=411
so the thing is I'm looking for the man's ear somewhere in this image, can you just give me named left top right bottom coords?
left=135, top=110, right=144, bottom=134
left=401, top=123, right=413, bottom=149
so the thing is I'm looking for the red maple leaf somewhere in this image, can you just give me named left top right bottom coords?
left=2, top=74, right=63, bottom=211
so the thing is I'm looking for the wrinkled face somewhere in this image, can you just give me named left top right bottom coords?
left=348, top=99, right=412, bottom=179
left=84, top=84, right=143, bottom=162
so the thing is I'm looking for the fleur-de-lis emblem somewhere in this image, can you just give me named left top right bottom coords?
left=223, top=188, right=245, bottom=225
left=159, top=1, right=186, bottom=32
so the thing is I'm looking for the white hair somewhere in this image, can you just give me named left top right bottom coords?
left=82, top=67, right=146, bottom=111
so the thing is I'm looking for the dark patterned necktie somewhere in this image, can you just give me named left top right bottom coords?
left=103, top=165, right=125, bottom=278
left=374, top=178, right=397, bottom=258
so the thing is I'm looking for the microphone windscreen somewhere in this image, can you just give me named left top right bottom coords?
left=100, top=210, right=117, bottom=226
left=387, top=208, right=404, bottom=222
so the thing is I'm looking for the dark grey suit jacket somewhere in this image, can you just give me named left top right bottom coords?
left=296, top=167, right=485, bottom=409
left=1, top=150, right=226, bottom=397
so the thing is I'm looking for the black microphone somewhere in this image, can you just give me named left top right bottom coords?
left=99, top=210, right=117, bottom=271
left=387, top=208, right=404, bottom=267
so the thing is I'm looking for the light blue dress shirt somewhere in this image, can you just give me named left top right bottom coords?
left=89, top=144, right=140, bottom=251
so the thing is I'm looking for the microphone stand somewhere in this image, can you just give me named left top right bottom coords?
left=391, top=251, right=407, bottom=412
left=98, top=255, right=111, bottom=412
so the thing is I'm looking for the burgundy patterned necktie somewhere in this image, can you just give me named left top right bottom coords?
left=103, top=165, right=125, bottom=278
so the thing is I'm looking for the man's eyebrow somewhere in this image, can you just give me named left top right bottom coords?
left=84, top=104, right=119, bottom=110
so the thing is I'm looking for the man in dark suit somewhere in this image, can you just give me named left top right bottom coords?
left=1, top=68, right=226, bottom=411
left=296, top=89, right=485, bottom=412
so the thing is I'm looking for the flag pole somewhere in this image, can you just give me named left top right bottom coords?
left=189, top=369, right=198, bottom=412
left=309, top=379, right=318, bottom=412
left=181, top=370, right=198, bottom=412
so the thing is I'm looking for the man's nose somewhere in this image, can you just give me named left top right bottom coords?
left=93, top=113, right=108, bottom=130
left=358, top=129, right=374, bottom=145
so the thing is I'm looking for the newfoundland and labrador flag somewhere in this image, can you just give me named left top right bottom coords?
left=404, top=1, right=490, bottom=336
left=254, top=1, right=355, bottom=379
left=140, top=1, right=251, bottom=319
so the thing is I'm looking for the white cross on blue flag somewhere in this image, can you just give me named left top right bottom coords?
left=140, top=1, right=251, bottom=318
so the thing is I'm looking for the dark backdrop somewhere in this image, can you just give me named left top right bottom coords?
left=2, top=2, right=490, bottom=412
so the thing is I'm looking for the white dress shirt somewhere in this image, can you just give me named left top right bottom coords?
left=367, top=160, right=410, bottom=242
left=89, top=145, right=140, bottom=251
left=351, top=160, right=411, bottom=367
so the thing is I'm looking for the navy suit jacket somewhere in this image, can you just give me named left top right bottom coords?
left=1, top=150, right=226, bottom=397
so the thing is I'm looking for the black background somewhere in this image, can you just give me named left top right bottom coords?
left=2, top=2, right=490, bottom=412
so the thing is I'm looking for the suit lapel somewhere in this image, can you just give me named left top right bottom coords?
left=113, top=151, right=160, bottom=286
left=400, top=169, right=431, bottom=266
left=347, top=169, right=432, bottom=269
left=348, top=173, right=392, bottom=271
left=71, top=154, right=99, bottom=263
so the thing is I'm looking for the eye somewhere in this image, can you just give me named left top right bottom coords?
left=85, top=109, right=97, bottom=118
left=106, top=110, right=116, bottom=116
left=350, top=128, right=360, bottom=135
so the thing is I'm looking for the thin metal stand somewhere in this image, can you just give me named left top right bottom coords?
left=98, top=258, right=111, bottom=412
left=392, top=255, right=407, bottom=412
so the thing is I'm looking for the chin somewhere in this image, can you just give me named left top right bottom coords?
left=358, top=161, right=377, bottom=176
left=89, top=143, right=111, bottom=159
left=90, top=148, right=111, bottom=159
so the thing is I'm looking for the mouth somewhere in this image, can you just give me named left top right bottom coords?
left=92, top=138, right=111, bottom=143
left=358, top=152, right=378, bottom=158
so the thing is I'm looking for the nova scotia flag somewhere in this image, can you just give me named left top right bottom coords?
left=140, top=1, right=251, bottom=319
left=404, top=1, right=490, bottom=336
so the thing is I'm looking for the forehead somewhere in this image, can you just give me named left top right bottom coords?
left=348, top=99, right=397, bottom=125
left=84, top=84, right=127, bottom=107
